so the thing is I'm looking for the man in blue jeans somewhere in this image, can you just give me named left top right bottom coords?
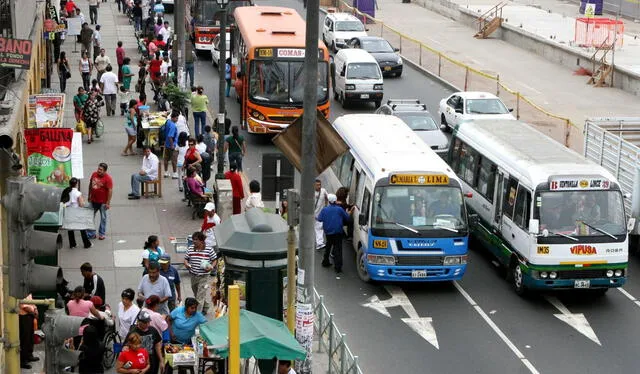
left=87, top=162, right=113, bottom=240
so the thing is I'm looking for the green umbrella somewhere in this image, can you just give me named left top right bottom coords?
left=200, top=309, right=307, bottom=360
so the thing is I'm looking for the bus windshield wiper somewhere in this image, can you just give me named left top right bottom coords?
left=547, top=230, right=579, bottom=241
left=394, top=222, right=418, bottom=234
left=578, top=220, right=617, bottom=239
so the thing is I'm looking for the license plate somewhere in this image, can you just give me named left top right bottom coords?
left=360, top=94, right=369, bottom=99
left=574, top=279, right=590, bottom=288
left=384, top=66, right=392, bottom=71
left=411, top=270, right=427, bottom=278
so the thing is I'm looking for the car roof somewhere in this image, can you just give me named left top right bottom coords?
left=351, top=36, right=386, bottom=41
left=383, top=100, right=428, bottom=112
left=336, top=48, right=377, bottom=61
left=327, top=13, right=361, bottom=22
left=453, top=91, right=500, bottom=100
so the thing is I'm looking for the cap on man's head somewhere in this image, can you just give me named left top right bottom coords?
left=138, top=311, right=151, bottom=323
left=327, top=194, right=337, bottom=204
left=204, top=202, right=216, bottom=211
left=158, top=254, right=171, bottom=264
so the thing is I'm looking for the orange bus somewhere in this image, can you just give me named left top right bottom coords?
left=187, top=0, right=251, bottom=54
left=232, top=6, right=331, bottom=134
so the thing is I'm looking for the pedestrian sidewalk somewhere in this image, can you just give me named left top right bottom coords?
left=353, top=0, right=640, bottom=132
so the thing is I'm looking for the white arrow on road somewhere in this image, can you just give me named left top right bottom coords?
left=362, top=285, right=439, bottom=349
left=544, top=296, right=601, bottom=345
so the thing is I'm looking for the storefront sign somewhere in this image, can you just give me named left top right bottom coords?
left=0, top=37, right=32, bottom=69
left=24, top=128, right=74, bottom=187
left=28, top=94, right=65, bottom=128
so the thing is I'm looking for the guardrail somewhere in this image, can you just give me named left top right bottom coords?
left=334, top=1, right=582, bottom=151
left=314, top=289, right=364, bottom=374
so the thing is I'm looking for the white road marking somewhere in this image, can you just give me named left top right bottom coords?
left=361, top=285, right=439, bottom=349
left=617, top=287, right=640, bottom=309
left=516, top=81, right=542, bottom=94
left=454, top=282, right=540, bottom=374
left=544, top=296, right=601, bottom=346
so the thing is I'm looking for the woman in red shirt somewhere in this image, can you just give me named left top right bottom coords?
left=148, top=52, right=163, bottom=85
left=116, top=333, right=150, bottom=373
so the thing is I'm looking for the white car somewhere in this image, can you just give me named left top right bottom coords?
left=211, top=33, right=231, bottom=67
left=322, top=12, right=367, bottom=53
left=438, top=91, right=515, bottom=131
left=162, top=0, right=174, bottom=13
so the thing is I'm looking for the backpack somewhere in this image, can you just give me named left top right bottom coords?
left=158, top=119, right=168, bottom=146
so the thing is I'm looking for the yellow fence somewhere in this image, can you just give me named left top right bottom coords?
left=335, top=1, right=582, bottom=151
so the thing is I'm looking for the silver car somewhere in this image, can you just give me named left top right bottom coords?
left=376, top=99, right=449, bottom=155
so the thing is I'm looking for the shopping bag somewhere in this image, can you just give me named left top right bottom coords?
left=75, top=120, right=87, bottom=135
left=61, top=207, right=96, bottom=231
left=95, top=119, right=104, bottom=138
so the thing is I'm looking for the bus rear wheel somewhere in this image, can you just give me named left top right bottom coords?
left=357, top=248, right=371, bottom=283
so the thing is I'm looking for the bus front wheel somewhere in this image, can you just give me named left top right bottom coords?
left=357, top=248, right=371, bottom=283
left=510, top=259, right=528, bottom=296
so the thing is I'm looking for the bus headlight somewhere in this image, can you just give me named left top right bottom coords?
left=615, top=269, right=623, bottom=277
left=367, top=254, right=395, bottom=265
left=251, top=110, right=266, bottom=121
left=444, top=255, right=467, bottom=265
left=540, top=271, right=548, bottom=279
left=345, top=84, right=356, bottom=90
left=373, top=84, right=383, bottom=90
left=606, top=269, right=614, bottom=278
left=549, top=271, right=557, bottom=279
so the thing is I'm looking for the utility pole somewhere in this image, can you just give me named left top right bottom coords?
left=216, top=0, right=229, bottom=179
left=175, top=0, right=186, bottom=90
left=297, top=0, right=321, bottom=370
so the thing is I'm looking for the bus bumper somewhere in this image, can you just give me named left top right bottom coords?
left=247, top=117, right=289, bottom=134
left=522, top=275, right=626, bottom=290
left=194, top=43, right=213, bottom=51
left=367, top=264, right=467, bottom=282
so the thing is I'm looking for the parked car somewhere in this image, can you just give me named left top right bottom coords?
left=376, top=99, right=448, bottom=155
left=211, top=33, right=231, bottom=67
left=322, top=12, right=367, bottom=52
left=438, top=91, right=515, bottom=131
left=346, top=36, right=402, bottom=77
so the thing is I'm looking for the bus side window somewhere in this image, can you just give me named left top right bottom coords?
left=361, top=188, right=372, bottom=225
left=502, top=177, right=519, bottom=220
left=459, top=143, right=480, bottom=186
left=450, top=138, right=462, bottom=172
left=477, top=156, right=496, bottom=202
left=513, top=185, right=531, bottom=229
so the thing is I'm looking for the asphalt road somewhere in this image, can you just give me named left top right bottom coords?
left=169, top=2, right=640, bottom=373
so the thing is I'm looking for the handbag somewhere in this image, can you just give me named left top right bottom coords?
left=65, top=71, right=71, bottom=79
left=95, top=119, right=104, bottom=138
left=76, top=120, right=87, bottom=135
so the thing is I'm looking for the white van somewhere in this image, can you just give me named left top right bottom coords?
left=332, top=49, right=384, bottom=108
left=322, top=12, right=368, bottom=52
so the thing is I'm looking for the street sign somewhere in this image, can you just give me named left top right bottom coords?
left=585, top=3, right=596, bottom=18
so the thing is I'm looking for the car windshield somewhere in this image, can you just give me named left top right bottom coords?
left=394, top=112, right=439, bottom=131
left=336, top=20, right=365, bottom=32
left=465, top=98, right=509, bottom=115
left=346, top=63, right=381, bottom=79
left=371, top=186, right=467, bottom=235
left=249, top=60, right=329, bottom=104
left=360, top=39, right=393, bottom=53
left=535, top=190, right=626, bottom=237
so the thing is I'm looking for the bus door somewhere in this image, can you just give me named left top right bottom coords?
left=354, top=168, right=368, bottom=250
left=500, top=177, right=532, bottom=258
left=492, top=170, right=508, bottom=229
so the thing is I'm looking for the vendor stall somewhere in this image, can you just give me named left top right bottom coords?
left=139, top=106, right=168, bottom=150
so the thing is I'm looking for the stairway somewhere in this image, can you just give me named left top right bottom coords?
left=474, top=2, right=507, bottom=39
left=587, top=38, right=613, bottom=87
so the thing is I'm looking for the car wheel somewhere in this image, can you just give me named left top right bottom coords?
left=510, top=258, right=528, bottom=297
left=331, top=41, right=337, bottom=53
left=441, top=114, right=450, bottom=132
left=356, top=247, right=371, bottom=283
left=395, top=71, right=402, bottom=78
left=340, top=93, right=347, bottom=108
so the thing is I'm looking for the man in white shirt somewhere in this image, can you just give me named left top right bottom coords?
left=158, top=21, right=171, bottom=46
left=99, top=64, right=119, bottom=116
left=129, top=146, right=159, bottom=199
left=94, top=48, right=111, bottom=82
left=92, top=25, right=102, bottom=64
left=314, top=179, right=328, bottom=249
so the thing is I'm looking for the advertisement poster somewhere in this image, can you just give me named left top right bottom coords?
left=25, top=128, right=74, bottom=187
left=28, top=94, right=65, bottom=128
left=0, top=37, right=32, bottom=69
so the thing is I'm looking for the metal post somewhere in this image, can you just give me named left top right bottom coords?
left=217, top=5, right=228, bottom=178
left=516, top=92, right=521, bottom=119
left=287, top=225, right=296, bottom=333
left=464, top=66, right=469, bottom=91
left=419, top=44, right=422, bottom=66
left=228, top=285, right=240, bottom=374
left=175, top=0, right=186, bottom=89
left=438, top=53, right=442, bottom=76
left=496, top=74, right=500, bottom=96
left=299, top=0, right=321, bottom=370
left=611, top=0, right=622, bottom=87
left=399, top=36, right=402, bottom=54
left=275, top=159, right=281, bottom=214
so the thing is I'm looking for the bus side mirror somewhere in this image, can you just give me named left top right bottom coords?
left=627, top=217, right=636, bottom=233
left=340, top=68, right=345, bottom=77
left=529, top=219, right=540, bottom=235
left=468, top=213, right=479, bottom=226
left=359, top=213, right=367, bottom=225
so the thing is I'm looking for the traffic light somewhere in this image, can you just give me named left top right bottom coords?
left=285, top=189, right=300, bottom=227
left=43, top=309, right=82, bottom=371
left=1, top=176, right=63, bottom=299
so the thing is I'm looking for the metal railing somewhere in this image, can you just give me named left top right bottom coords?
left=335, top=1, right=583, bottom=152
left=314, top=289, right=364, bottom=374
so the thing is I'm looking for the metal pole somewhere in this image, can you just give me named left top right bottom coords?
left=228, top=285, right=240, bottom=374
left=217, top=6, right=228, bottom=178
left=298, top=0, right=321, bottom=370
left=611, top=0, right=622, bottom=87
left=175, top=0, right=186, bottom=89
left=287, top=225, right=296, bottom=333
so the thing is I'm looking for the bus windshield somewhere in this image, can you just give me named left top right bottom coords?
left=535, top=190, right=626, bottom=237
left=372, top=186, right=467, bottom=236
left=249, top=60, right=329, bottom=104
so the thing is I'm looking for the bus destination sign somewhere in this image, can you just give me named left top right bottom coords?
left=549, top=177, right=611, bottom=191
left=277, top=48, right=305, bottom=58
left=389, top=174, right=449, bottom=185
